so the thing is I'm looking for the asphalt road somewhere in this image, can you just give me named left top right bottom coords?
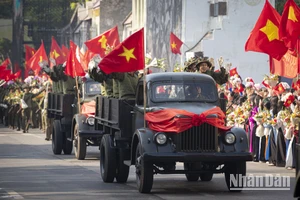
left=0, top=125, right=297, bottom=200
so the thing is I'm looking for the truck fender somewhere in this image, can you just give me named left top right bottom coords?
left=130, top=128, right=174, bottom=165
left=71, top=114, right=89, bottom=140
left=221, top=127, right=249, bottom=153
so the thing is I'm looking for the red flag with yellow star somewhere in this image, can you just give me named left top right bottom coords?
left=245, top=0, right=288, bottom=60
left=61, top=44, right=69, bottom=60
left=229, top=67, right=238, bottom=76
left=273, top=82, right=285, bottom=94
left=85, top=26, right=120, bottom=58
left=170, top=32, right=183, bottom=55
left=65, top=41, right=85, bottom=78
left=25, top=45, right=36, bottom=65
left=98, top=28, right=144, bottom=74
left=50, top=36, right=65, bottom=65
left=27, top=41, right=48, bottom=74
left=279, top=0, right=300, bottom=49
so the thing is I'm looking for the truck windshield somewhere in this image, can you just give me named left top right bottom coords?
left=151, top=81, right=218, bottom=102
left=85, top=82, right=102, bottom=96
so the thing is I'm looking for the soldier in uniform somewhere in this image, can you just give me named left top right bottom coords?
left=196, top=57, right=229, bottom=85
left=40, top=82, right=52, bottom=140
left=11, top=86, right=23, bottom=131
left=88, top=58, right=114, bottom=97
left=113, top=72, right=138, bottom=99
left=21, top=84, right=45, bottom=133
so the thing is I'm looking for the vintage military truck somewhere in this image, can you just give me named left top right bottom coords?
left=96, top=72, right=252, bottom=193
left=294, top=129, right=300, bottom=199
left=48, top=78, right=102, bottom=160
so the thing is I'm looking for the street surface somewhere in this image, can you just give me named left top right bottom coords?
left=0, top=125, right=296, bottom=200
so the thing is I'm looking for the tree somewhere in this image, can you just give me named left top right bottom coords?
left=0, top=38, right=12, bottom=62
left=0, top=0, right=13, bottom=19
left=276, top=0, right=300, bottom=14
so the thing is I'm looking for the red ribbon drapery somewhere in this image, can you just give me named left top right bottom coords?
left=145, top=107, right=231, bottom=133
left=81, top=100, right=96, bottom=115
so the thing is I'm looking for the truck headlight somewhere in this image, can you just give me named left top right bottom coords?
left=87, top=117, right=95, bottom=126
left=224, top=132, right=236, bottom=145
left=154, top=132, right=167, bottom=145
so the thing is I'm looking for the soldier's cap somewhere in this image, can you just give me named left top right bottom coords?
left=185, top=57, right=200, bottom=69
left=196, top=57, right=212, bottom=69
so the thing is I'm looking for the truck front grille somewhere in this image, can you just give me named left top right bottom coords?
left=175, top=123, right=217, bottom=152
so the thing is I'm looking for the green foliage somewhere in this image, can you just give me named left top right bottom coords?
left=0, top=38, right=12, bottom=59
left=23, top=0, right=80, bottom=50
left=0, top=0, right=13, bottom=19
left=275, top=0, right=300, bottom=14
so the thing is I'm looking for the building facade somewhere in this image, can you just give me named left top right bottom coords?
left=132, top=0, right=273, bottom=82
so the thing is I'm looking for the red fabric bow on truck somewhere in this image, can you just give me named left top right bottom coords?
left=145, top=107, right=231, bottom=133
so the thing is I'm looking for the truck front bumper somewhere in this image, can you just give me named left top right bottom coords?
left=143, top=152, right=253, bottom=163
left=78, top=130, right=104, bottom=138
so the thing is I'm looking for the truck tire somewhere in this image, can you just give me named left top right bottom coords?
left=100, top=134, right=117, bottom=183
left=73, top=124, right=86, bottom=160
left=225, top=161, right=246, bottom=192
left=184, top=163, right=199, bottom=182
left=52, top=120, right=63, bottom=155
left=63, top=131, right=73, bottom=155
left=199, top=173, right=213, bottom=181
left=135, top=143, right=153, bottom=193
left=115, top=150, right=130, bottom=183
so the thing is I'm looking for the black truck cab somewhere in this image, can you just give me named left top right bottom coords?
left=96, top=72, right=252, bottom=193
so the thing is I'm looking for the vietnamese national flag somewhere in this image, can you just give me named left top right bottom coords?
left=98, top=28, right=144, bottom=74
left=170, top=32, right=183, bottom=55
left=61, top=44, right=69, bottom=60
left=273, top=82, right=285, bottom=94
left=65, top=41, right=85, bottom=78
left=27, top=41, right=48, bottom=74
left=81, top=49, right=96, bottom=71
left=229, top=67, right=238, bottom=76
left=279, top=0, right=300, bottom=49
left=24, top=45, right=36, bottom=78
left=245, top=0, right=288, bottom=60
left=50, top=37, right=65, bottom=65
left=1, top=58, right=11, bottom=68
left=24, top=44, right=36, bottom=62
left=85, top=26, right=120, bottom=58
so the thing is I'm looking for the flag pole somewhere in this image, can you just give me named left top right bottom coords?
left=75, top=75, right=81, bottom=114
left=143, top=1, right=147, bottom=128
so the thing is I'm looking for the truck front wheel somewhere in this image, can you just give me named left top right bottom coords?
left=100, top=134, right=116, bottom=183
left=225, top=161, right=246, bottom=192
left=52, top=120, right=63, bottom=155
left=73, top=124, right=87, bottom=160
left=135, top=143, right=153, bottom=193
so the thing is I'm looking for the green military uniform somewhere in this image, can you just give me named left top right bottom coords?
left=114, top=72, right=138, bottom=99
left=113, top=79, right=119, bottom=98
left=43, top=66, right=62, bottom=93
left=11, top=89, right=23, bottom=130
left=88, top=67, right=114, bottom=97
left=21, top=85, right=45, bottom=133
left=61, top=74, right=76, bottom=94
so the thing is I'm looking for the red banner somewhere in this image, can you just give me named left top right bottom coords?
left=270, top=49, right=298, bottom=78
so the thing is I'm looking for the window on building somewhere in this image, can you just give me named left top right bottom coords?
left=210, top=1, right=227, bottom=17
